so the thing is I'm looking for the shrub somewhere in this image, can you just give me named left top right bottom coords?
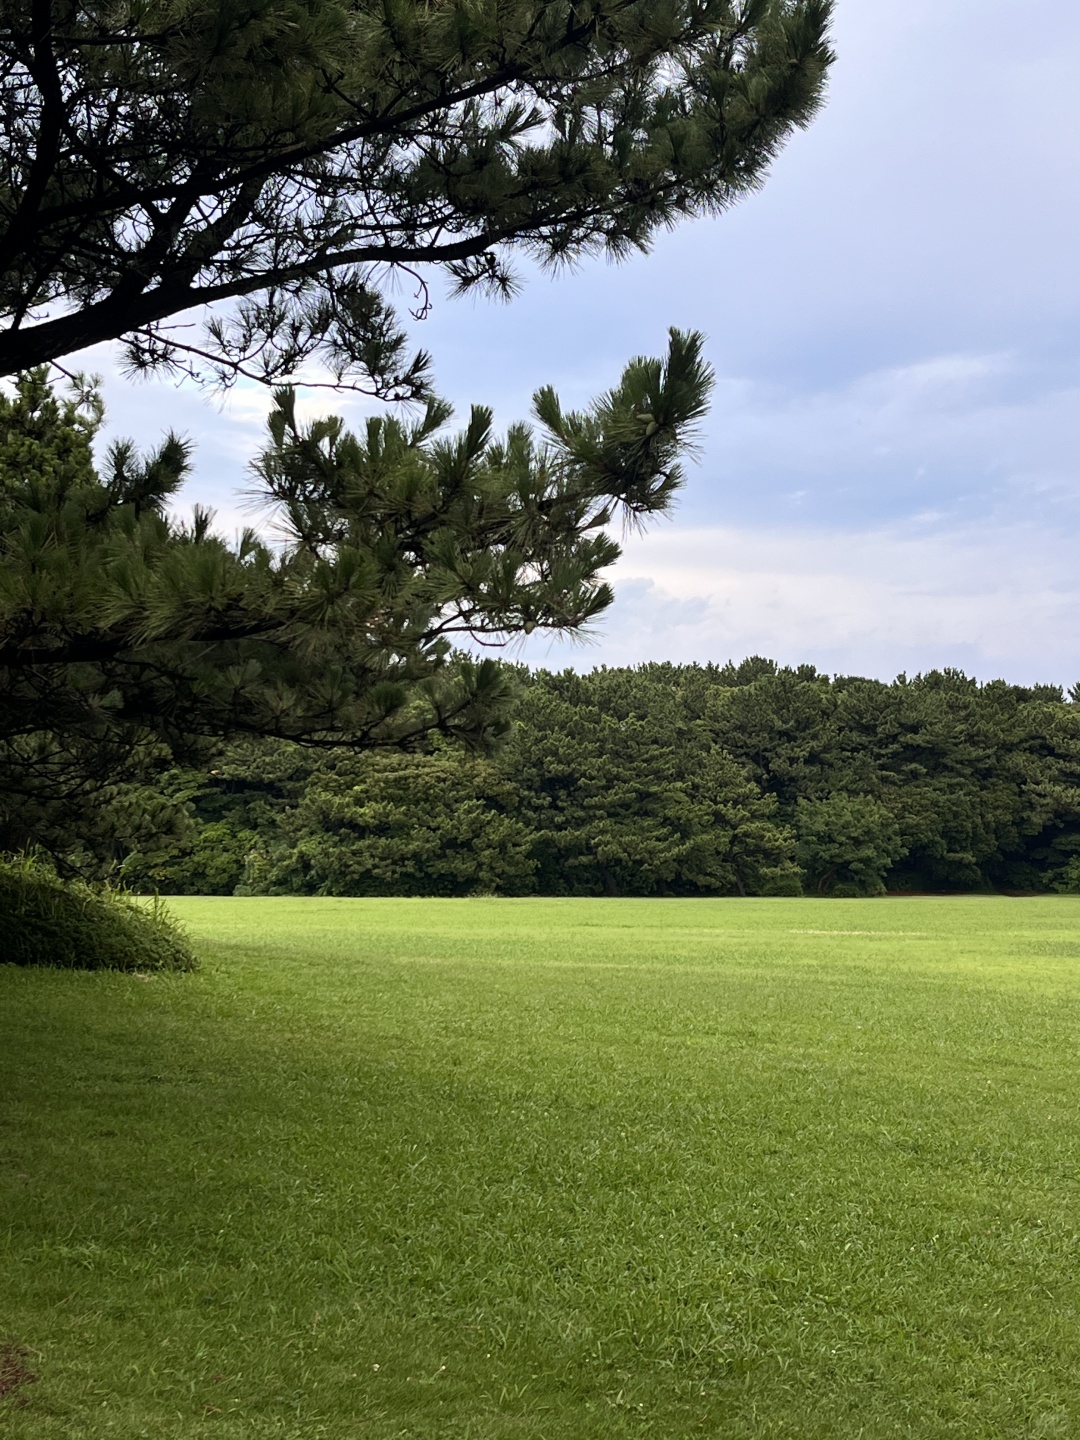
left=794, top=794, right=906, bottom=897
left=122, top=821, right=260, bottom=896
left=255, top=752, right=537, bottom=898
left=0, top=856, right=198, bottom=971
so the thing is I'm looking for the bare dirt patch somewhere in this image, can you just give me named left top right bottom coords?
left=0, top=1342, right=38, bottom=1406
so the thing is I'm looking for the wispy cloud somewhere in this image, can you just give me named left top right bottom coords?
left=694, top=350, right=1080, bottom=530
left=516, top=520, right=1080, bottom=685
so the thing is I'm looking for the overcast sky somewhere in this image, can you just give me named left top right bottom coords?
left=85, top=0, right=1080, bottom=685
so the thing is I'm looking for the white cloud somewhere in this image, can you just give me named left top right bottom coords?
left=514, top=521, right=1080, bottom=686
left=78, top=336, right=1080, bottom=686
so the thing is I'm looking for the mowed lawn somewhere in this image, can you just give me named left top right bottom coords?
left=4, top=899, right=1080, bottom=1438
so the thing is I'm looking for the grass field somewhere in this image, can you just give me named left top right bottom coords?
left=4, top=897, right=1080, bottom=1438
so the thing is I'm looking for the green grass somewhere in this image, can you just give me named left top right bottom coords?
left=4, top=897, right=1080, bottom=1438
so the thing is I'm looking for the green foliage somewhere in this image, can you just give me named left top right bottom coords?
left=0, top=371, right=190, bottom=862
left=503, top=671, right=797, bottom=896
left=0, top=0, right=833, bottom=385
left=254, top=752, right=534, bottom=896
left=706, top=664, right=1080, bottom=893
left=1049, top=857, right=1080, bottom=894
left=0, top=342, right=712, bottom=866
left=0, top=855, right=197, bottom=971
left=122, top=821, right=260, bottom=897
left=125, top=660, right=1080, bottom=898
left=794, top=793, right=904, bottom=896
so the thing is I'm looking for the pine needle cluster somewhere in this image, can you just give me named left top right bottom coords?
left=0, top=0, right=832, bottom=385
left=0, top=334, right=712, bottom=859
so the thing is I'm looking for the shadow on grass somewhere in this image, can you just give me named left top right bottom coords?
left=4, top=953, right=1080, bottom=1439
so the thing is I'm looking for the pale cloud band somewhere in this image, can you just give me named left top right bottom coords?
left=517, top=522, right=1080, bottom=687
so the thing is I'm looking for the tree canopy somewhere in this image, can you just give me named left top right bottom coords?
left=119, top=661, right=1080, bottom=899
left=0, top=0, right=832, bottom=388
left=0, top=331, right=713, bottom=857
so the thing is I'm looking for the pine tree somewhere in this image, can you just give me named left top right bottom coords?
left=0, top=331, right=713, bottom=859
left=0, top=0, right=832, bottom=389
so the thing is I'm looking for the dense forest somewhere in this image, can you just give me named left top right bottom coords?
left=117, top=659, right=1080, bottom=898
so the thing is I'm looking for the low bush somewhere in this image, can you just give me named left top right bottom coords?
left=0, top=856, right=197, bottom=971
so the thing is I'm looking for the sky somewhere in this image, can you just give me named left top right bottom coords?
left=82, top=0, right=1080, bottom=685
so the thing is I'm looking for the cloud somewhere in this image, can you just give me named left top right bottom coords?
left=80, top=334, right=1080, bottom=685
left=689, top=349, right=1080, bottom=531
left=513, top=520, right=1080, bottom=686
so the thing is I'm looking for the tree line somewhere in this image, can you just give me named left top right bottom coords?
left=118, top=660, right=1080, bottom=898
